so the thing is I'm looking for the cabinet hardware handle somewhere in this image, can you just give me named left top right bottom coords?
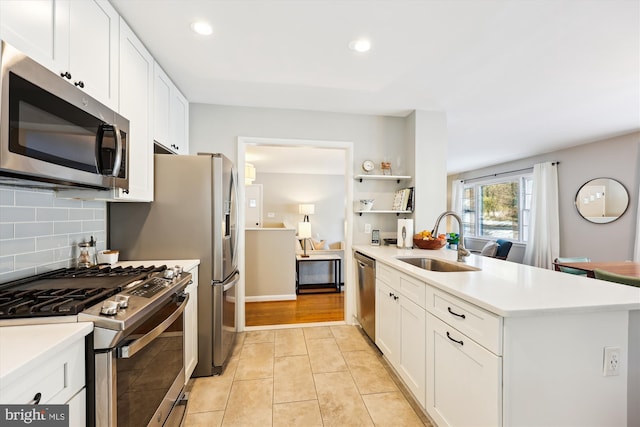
left=389, top=292, right=394, bottom=297
left=74, top=81, right=85, bottom=88
left=60, top=71, right=71, bottom=79
left=447, top=307, right=466, bottom=319
left=28, top=392, right=42, bottom=405
left=393, top=295, right=399, bottom=301
left=446, top=331, right=464, bottom=346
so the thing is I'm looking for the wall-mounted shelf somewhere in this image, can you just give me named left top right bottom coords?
left=356, top=210, right=413, bottom=216
left=355, top=174, right=411, bottom=183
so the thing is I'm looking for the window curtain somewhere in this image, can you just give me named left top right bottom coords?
left=523, top=162, right=559, bottom=268
left=450, top=179, right=464, bottom=233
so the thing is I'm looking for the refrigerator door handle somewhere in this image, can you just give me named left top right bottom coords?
left=213, top=272, right=240, bottom=291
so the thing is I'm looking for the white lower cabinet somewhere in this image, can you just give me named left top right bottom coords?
left=426, top=313, right=502, bottom=427
left=184, top=266, right=199, bottom=382
left=375, top=265, right=426, bottom=408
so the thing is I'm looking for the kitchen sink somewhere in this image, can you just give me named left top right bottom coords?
left=397, top=257, right=480, bottom=272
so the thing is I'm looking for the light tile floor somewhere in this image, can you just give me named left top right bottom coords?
left=185, top=325, right=433, bottom=427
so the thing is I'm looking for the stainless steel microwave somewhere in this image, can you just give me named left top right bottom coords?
left=0, top=42, right=129, bottom=190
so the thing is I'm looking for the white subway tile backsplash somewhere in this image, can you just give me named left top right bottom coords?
left=0, top=185, right=106, bottom=282
left=82, top=220, right=105, bottom=232
left=36, top=260, right=72, bottom=275
left=0, top=268, right=36, bottom=283
left=37, top=235, right=69, bottom=251
left=0, top=256, right=14, bottom=274
left=15, top=222, right=53, bottom=238
left=53, top=197, right=80, bottom=208
left=0, top=207, right=36, bottom=222
left=15, top=190, right=54, bottom=207
left=53, top=221, right=83, bottom=234
left=15, top=251, right=54, bottom=270
left=37, top=207, right=69, bottom=221
left=0, top=223, right=14, bottom=239
left=82, top=200, right=104, bottom=209
left=0, top=189, right=14, bottom=205
left=69, top=208, right=94, bottom=220
left=0, top=238, right=35, bottom=256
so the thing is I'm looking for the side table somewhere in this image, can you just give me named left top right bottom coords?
left=295, top=254, right=342, bottom=294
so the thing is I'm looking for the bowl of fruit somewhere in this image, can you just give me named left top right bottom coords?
left=413, top=230, right=447, bottom=250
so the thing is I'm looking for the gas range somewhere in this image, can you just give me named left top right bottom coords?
left=0, top=265, right=190, bottom=330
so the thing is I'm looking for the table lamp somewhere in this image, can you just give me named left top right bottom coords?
left=298, top=221, right=312, bottom=257
left=299, top=204, right=315, bottom=222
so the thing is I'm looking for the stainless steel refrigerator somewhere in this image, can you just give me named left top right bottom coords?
left=109, top=153, right=239, bottom=377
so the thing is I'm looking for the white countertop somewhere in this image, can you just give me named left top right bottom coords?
left=353, top=245, right=640, bottom=317
left=0, top=322, right=93, bottom=386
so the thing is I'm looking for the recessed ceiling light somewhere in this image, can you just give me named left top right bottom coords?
left=191, top=21, right=213, bottom=36
left=349, top=39, right=371, bottom=53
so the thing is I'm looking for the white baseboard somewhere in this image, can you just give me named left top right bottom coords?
left=245, top=294, right=297, bottom=302
left=244, top=320, right=346, bottom=331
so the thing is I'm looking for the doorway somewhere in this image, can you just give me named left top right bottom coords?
left=237, top=137, right=354, bottom=330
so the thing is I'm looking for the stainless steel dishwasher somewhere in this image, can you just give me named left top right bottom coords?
left=354, top=251, right=376, bottom=341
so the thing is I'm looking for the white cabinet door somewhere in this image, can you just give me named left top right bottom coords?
left=1, top=0, right=119, bottom=110
left=153, top=63, right=172, bottom=147
left=426, top=313, right=502, bottom=427
left=0, top=0, right=68, bottom=74
left=154, top=61, right=189, bottom=154
left=117, top=18, right=154, bottom=202
left=184, top=266, right=199, bottom=382
left=170, top=88, right=189, bottom=154
left=68, top=0, right=119, bottom=110
left=375, top=279, right=399, bottom=364
left=398, top=295, right=426, bottom=408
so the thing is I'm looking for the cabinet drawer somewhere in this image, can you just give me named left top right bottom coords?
left=1, top=339, right=85, bottom=404
left=377, top=263, right=426, bottom=308
left=426, top=287, right=502, bottom=355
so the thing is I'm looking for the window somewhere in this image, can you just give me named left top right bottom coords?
left=461, top=173, right=533, bottom=243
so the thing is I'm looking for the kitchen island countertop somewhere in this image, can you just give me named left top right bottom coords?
left=353, top=245, right=640, bottom=317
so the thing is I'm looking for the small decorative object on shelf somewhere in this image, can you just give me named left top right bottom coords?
left=362, top=160, right=375, bottom=173
left=359, top=199, right=374, bottom=211
left=381, top=161, right=392, bottom=175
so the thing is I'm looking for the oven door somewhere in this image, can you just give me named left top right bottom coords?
left=106, top=294, right=188, bottom=427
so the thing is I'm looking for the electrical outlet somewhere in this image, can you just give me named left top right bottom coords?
left=364, top=224, right=372, bottom=234
left=603, top=347, right=621, bottom=376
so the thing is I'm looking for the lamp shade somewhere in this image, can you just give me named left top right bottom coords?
left=298, top=222, right=312, bottom=239
left=298, top=204, right=315, bottom=215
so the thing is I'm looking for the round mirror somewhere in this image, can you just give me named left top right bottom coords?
left=575, top=178, right=629, bottom=224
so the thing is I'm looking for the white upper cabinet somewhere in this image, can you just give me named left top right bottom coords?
left=0, top=0, right=68, bottom=75
left=153, top=62, right=189, bottom=154
left=116, top=18, right=154, bottom=201
left=0, top=0, right=119, bottom=110
left=170, top=88, right=189, bottom=154
left=67, top=0, right=119, bottom=110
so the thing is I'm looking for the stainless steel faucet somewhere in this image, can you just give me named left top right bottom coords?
left=431, top=211, right=471, bottom=262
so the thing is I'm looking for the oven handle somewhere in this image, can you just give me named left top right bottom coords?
left=118, top=293, right=188, bottom=359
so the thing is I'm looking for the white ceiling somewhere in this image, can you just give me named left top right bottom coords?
left=111, top=0, right=640, bottom=174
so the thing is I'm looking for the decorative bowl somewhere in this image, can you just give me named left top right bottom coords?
left=359, top=199, right=374, bottom=211
left=413, top=238, right=446, bottom=250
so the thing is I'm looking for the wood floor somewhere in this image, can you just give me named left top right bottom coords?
left=245, top=291, right=344, bottom=326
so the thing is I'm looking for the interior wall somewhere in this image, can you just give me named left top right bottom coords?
left=449, top=131, right=640, bottom=262
left=257, top=172, right=345, bottom=246
left=190, top=103, right=407, bottom=244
